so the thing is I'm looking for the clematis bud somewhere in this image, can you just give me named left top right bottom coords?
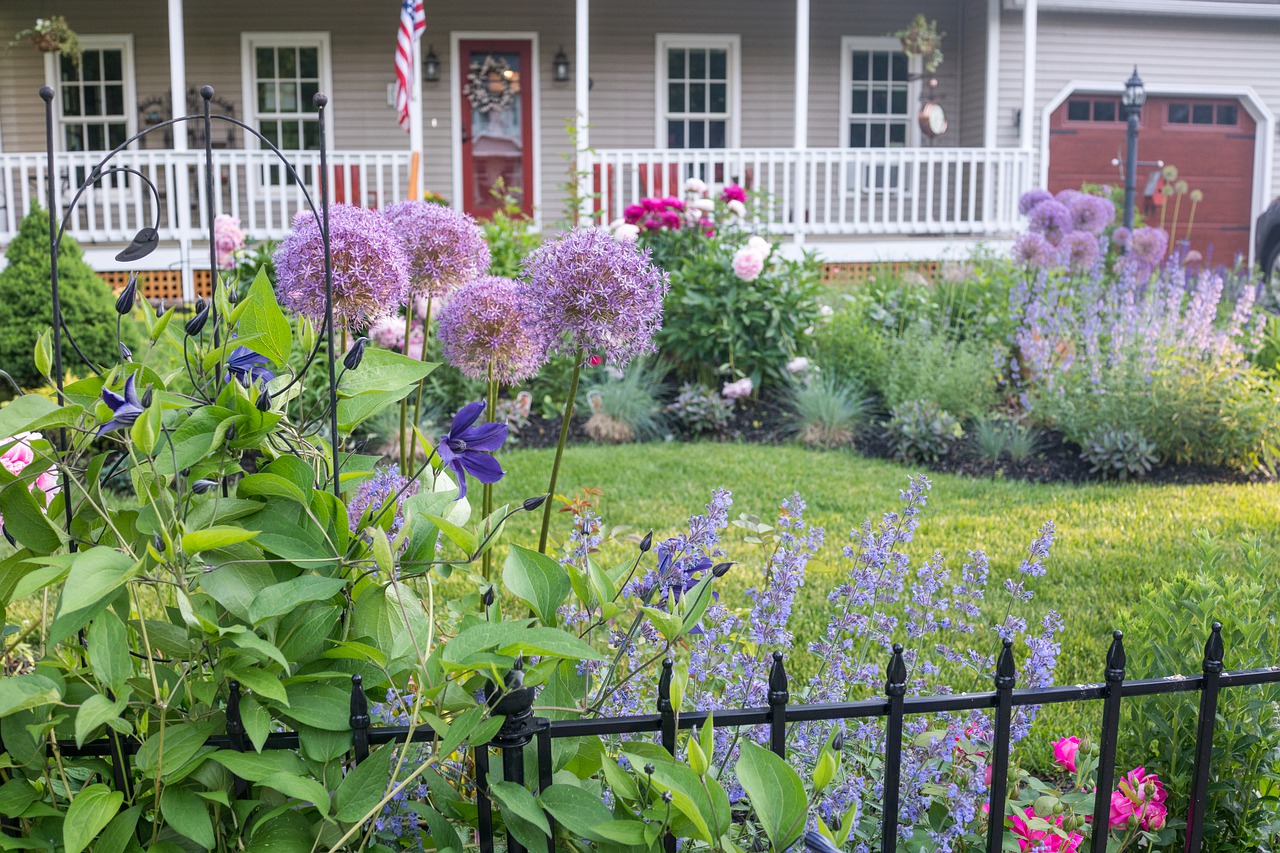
left=522, top=494, right=549, bottom=512
left=482, top=585, right=496, bottom=608
left=227, top=289, right=238, bottom=305
left=643, top=763, right=655, bottom=776
left=342, top=336, right=369, bottom=371
left=224, top=425, right=236, bottom=441
left=153, top=533, right=165, bottom=553
left=639, top=530, right=653, bottom=552
left=184, top=300, right=209, bottom=336
left=140, top=386, right=153, bottom=408
left=256, top=388, right=271, bottom=411
left=115, top=273, right=138, bottom=315
left=191, top=479, right=219, bottom=494
left=661, top=791, right=672, bottom=803
left=118, top=342, right=132, bottom=362
left=831, top=732, right=844, bottom=752
left=712, top=561, right=734, bottom=578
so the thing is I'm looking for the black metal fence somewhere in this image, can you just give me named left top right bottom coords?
left=44, top=623, right=1280, bottom=853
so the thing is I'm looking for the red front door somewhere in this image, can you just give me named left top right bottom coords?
left=459, top=39, right=534, bottom=219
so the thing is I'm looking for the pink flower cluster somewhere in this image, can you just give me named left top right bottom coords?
left=1109, top=766, right=1168, bottom=831
left=0, top=433, right=59, bottom=527
left=722, top=377, right=753, bottom=399
left=731, top=235, right=773, bottom=282
left=1010, top=807, right=1084, bottom=852
left=213, top=214, right=246, bottom=270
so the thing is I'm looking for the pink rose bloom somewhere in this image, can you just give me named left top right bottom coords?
left=1053, top=736, right=1081, bottom=773
left=732, top=247, right=765, bottom=282
left=213, top=214, right=246, bottom=270
left=623, top=203, right=645, bottom=224
left=722, top=377, right=753, bottom=400
left=1011, top=807, right=1083, bottom=853
left=34, top=467, right=59, bottom=497
left=720, top=183, right=747, bottom=203
left=1109, top=767, right=1168, bottom=830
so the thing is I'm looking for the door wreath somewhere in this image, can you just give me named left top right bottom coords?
left=465, top=55, right=517, bottom=114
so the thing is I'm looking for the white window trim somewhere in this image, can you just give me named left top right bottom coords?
left=654, top=34, right=741, bottom=150
left=240, top=32, right=335, bottom=151
left=43, top=34, right=138, bottom=154
left=838, top=36, right=921, bottom=149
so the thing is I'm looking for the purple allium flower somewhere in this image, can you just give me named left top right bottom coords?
left=1130, top=226, right=1169, bottom=268
left=1018, top=188, right=1054, bottom=216
left=348, top=465, right=420, bottom=541
left=437, top=400, right=508, bottom=499
left=437, top=276, right=549, bottom=384
left=96, top=373, right=145, bottom=437
left=1011, top=233, right=1057, bottom=269
left=1061, top=231, right=1102, bottom=273
left=274, top=204, right=410, bottom=329
left=1111, top=226, right=1133, bottom=251
left=382, top=201, right=490, bottom=299
left=1027, top=199, right=1073, bottom=246
left=522, top=228, right=669, bottom=366
left=1068, top=194, right=1116, bottom=235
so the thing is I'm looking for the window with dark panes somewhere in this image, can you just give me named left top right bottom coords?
left=252, top=43, right=322, bottom=151
left=847, top=48, right=910, bottom=148
left=1192, top=104, right=1214, bottom=125
left=1216, top=104, right=1238, bottom=126
left=1067, top=100, right=1091, bottom=121
left=1169, top=103, right=1191, bottom=124
left=664, top=45, right=730, bottom=149
left=1092, top=100, right=1116, bottom=122
left=59, top=47, right=128, bottom=152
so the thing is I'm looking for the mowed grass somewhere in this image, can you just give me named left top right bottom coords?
left=493, top=442, right=1280, bottom=689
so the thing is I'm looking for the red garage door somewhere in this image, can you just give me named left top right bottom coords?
left=1048, top=93, right=1255, bottom=264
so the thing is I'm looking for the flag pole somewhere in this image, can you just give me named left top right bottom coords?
left=409, top=32, right=424, bottom=200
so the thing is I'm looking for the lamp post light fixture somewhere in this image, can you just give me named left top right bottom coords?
left=424, top=46, right=440, bottom=83
left=553, top=46, right=571, bottom=83
left=1120, top=66, right=1146, bottom=231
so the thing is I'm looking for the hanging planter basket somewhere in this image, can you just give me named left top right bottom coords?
left=894, top=14, right=944, bottom=74
left=11, top=16, right=81, bottom=66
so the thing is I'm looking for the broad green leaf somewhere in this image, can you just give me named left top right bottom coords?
left=247, top=576, right=348, bottom=624
left=0, top=394, right=78, bottom=437
left=240, top=695, right=272, bottom=752
left=263, top=455, right=319, bottom=494
left=735, top=740, right=807, bottom=852
left=497, top=627, right=606, bottom=663
left=338, top=347, right=437, bottom=396
left=64, top=783, right=122, bottom=853
left=334, top=743, right=394, bottom=822
left=160, top=786, right=214, bottom=848
left=8, top=563, right=69, bottom=603
left=208, top=749, right=308, bottom=781
left=0, top=779, right=38, bottom=818
left=237, top=472, right=309, bottom=505
left=426, top=514, right=478, bottom=555
left=152, top=406, right=235, bottom=475
left=439, top=620, right=536, bottom=670
left=50, top=547, right=138, bottom=643
left=257, top=772, right=331, bottom=816
left=224, top=627, right=290, bottom=669
left=197, top=562, right=277, bottom=623
left=488, top=780, right=550, bottom=850
left=278, top=683, right=350, bottom=730
left=74, top=693, right=127, bottom=748
left=621, top=744, right=731, bottom=842
left=539, top=783, right=616, bottom=842
left=181, top=526, right=260, bottom=553
left=504, top=545, right=572, bottom=625
left=337, top=388, right=418, bottom=433
left=228, top=665, right=290, bottom=706
left=238, top=266, right=293, bottom=367
left=135, top=722, right=216, bottom=779
left=0, top=674, right=60, bottom=717
left=0, top=479, right=61, bottom=554
left=91, top=806, right=141, bottom=853
left=87, top=612, right=130, bottom=696
left=641, top=605, right=685, bottom=643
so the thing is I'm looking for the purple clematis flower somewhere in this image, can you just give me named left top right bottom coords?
left=437, top=401, right=508, bottom=499
left=96, top=374, right=146, bottom=437
left=225, top=346, right=275, bottom=387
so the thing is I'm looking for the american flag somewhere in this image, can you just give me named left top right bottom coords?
left=394, top=0, right=426, bottom=131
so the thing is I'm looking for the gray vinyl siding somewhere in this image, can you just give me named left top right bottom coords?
left=998, top=8, right=1280, bottom=197
left=958, top=0, right=989, bottom=147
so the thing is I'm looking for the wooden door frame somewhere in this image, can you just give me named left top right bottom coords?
left=450, top=32, right=541, bottom=224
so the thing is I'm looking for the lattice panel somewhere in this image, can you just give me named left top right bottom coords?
left=102, top=270, right=213, bottom=305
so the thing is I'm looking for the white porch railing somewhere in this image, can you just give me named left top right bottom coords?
left=0, top=149, right=416, bottom=247
left=586, top=147, right=1033, bottom=237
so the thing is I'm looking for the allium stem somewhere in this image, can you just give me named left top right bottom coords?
left=399, top=303, right=413, bottom=476
left=538, top=356, right=582, bottom=553
left=482, top=369, right=498, bottom=580
left=406, top=297, right=433, bottom=466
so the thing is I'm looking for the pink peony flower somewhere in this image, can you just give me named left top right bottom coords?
left=732, top=247, right=766, bottom=282
left=720, top=183, right=747, bottom=203
left=1053, top=736, right=1081, bottom=773
left=213, top=214, right=246, bottom=270
left=613, top=223, right=640, bottom=243
left=659, top=210, right=682, bottom=230
left=642, top=197, right=663, bottom=212
left=684, top=177, right=707, bottom=195
left=746, top=235, right=772, bottom=256
left=660, top=196, right=684, bottom=211
left=726, top=199, right=747, bottom=217
left=786, top=356, right=810, bottom=374
left=722, top=377, right=753, bottom=399
left=1109, top=767, right=1169, bottom=830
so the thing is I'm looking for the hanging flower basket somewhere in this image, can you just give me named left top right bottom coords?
left=894, top=13, right=944, bottom=73
left=10, top=16, right=81, bottom=66
left=464, top=55, right=518, bottom=114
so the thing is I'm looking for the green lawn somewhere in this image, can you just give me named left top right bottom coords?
left=495, top=442, right=1280, bottom=689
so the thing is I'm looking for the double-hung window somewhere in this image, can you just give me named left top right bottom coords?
left=50, top=35, right=135, bottom=153
left=840, top=37, right=918, bottom=190
left=243, top=35, right=329, bottom=151
left=656, top=35, right=739, bottom=149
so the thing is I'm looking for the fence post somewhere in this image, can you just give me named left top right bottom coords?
left=768, top=651, right=789, bottom=759
left=349, top=674, right=370, bottom=764
left=475, top=742, right=494, bottom=853
left=535, top=721, right=555, bottom=853
left=985, top=639, right=1017, bottom=853
left=881, top=643, right=907, bottom=853
left=1090, top=631, right=1127, bottom=853
left=489, top=656, right=540, bottom=853
left=0, top=726, right=17, bottom=837
left=1184, top=622, right=1224, bottom=853
left=224, top=680, right=249, bottom=800
left=657, top=658, right=677, bottom=853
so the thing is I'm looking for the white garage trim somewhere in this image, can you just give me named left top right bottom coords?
left=1040, top=80, right=1274, bottom=267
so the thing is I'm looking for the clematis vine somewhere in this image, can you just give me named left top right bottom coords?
left=96, top=374, right=146, bottom=437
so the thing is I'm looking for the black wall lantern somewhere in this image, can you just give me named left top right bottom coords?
left=553, top=46, right=570, bottom=83
left=424, top=46, right=440, bottom=83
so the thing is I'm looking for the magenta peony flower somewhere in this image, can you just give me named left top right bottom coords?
left=720, top=183, right=747, bottom=203
left=1019, top=188, right=1054, bottom=216
left=659, top=209, right=682, bottom=230
left=382, top=200, right=490, bottom=299
left=522, top=228, right=668, bottom=366
left=274, top=204, right=410, bottom=329
left=1012, top=232, right=1057, bottom=269
left=1028, top=199, right=1073, bottom=245
left=1052, top=736, right=1081, bottom=773
left=437, top=276, right=549, bottom=384
left=213, top=214, right=246, bottom=270
left=732, top=246, right=766, bottom=281
left=623, top=203, right=645, bottom=224
left=1062, top=231, right=1102, bottom=273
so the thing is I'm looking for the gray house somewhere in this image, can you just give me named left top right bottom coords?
left=0, top=0, right=1277, bottom=300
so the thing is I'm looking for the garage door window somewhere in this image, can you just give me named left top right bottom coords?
left=1065, top=98, right=1121, bottom=124
left=1168, top=102, right=1238, bottom=127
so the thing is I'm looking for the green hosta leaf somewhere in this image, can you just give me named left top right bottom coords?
left=238, top=266, right=293, bottom=367
left=50, top=547, right=138, bottom=643
left=208, top=749, right=308, bottom=781
left=160, top=785, right=214, bottom=848
left=74, top=693, right=127, bottom=748
left=247, top=576, right=348, bottom=624
left=64, top=783, right=123, bottom=853
left=0, top=673, right=60, bottom=717
left=334, top=742, right=394, bottom=822
left=503, top=545, right=572, bottom=625
left=87, top=611, right=130, bottom=696
left=257, top=772, right=331, bottom=816
left=735, top=740, right=807, bottom=852
left=488, top=780, right=551, bottom=850
left=181, top=526, right=260, bottom=553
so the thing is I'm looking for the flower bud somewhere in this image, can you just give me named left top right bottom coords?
left=184, top=301, right=210, bottom=337
left=813, top=749, right=837, bottom=793
left=661, top=790, right=672, bottom=803
left=522, top=494, right=549, bottom=512
left=1127, top=813, right=1140, bottom=829
left=1053, top=802, right=1065, bottom=815
left=140, top=386, right=153, bottom=409
left=224, top=425, right=236, bottom=441
left=687, top=739, right=708, bottom=776
left=1033, top=795, right=1056, bottom=817
left=227, top=289, right=238, bottom=305
left=118, top=342, right=133, bottom=362
left=153, top=533, right=165, bottom=553
left=1144, top=781, right=1157, bottom=799
left=831, top=732, right=844, bottom=752
left=115, top=273, right=138, bottom=315
left=482, top=585, right=496, bottom=608
left=712, top=561, right=734, bottom=578
left=342, top=336, right=369, bottom=371
left=643, top=763, right=655, bottom=776
left=639, top=530, right=653, bottom=552
left=256, top=388, right=272, bottom=411
left=191, top=479, right=219, bottom=494
left=1148, top=812, right=1165, bottom=831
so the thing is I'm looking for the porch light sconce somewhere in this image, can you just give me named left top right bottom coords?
left=424, top=46, right=440, bottom=83
left=553, top=47, right=571, bottom=83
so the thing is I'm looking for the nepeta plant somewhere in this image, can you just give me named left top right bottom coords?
left=665, top=382, right=734, bottom=436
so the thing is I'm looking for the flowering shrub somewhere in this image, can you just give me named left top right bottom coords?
left=665, top=382, right=734, bottom=435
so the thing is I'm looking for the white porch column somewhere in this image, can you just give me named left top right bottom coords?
left=168, top=0, right=186, bottom=152
left=167, top=0, right=195, bottom=302
left=410, top=39, right=424, bottom=198
left=1020, top=0, right=1037, bottom=151
left=792, top=0, right=809, bottom=242
left=575, top=0, right=591, bottom=222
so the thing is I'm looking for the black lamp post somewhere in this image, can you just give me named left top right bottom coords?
left=1120, top=66, right=1146, bottom=231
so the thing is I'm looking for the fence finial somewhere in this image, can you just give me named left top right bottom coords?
left=349, top=674, right=370, bottom=729
left=1203, top=622, right=1224, bottom=674
left=200, top=85, right=214, bottom=101
left=1105, top=630, right=1126, bottom=682
left=768, top=651, right=789, bottom=703
left=995, top=638, right=1017, bottom=690
left=226, top=680, right=245, bottom=736
left=657, top=658, right=674, bottom=713
left=885, top=643, right=907, bottom=697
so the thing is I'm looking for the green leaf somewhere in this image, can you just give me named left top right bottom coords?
left=224, top=627, right=290, bottom=669
left=278, top=683, right=350, bottom=730
left=197, top=562, right=277, bottom=623
left=334, top=742, right=394, bottom=822
left=135, top=722, right=216, bottom=779
left=337, top=388, right=418, bottom=433
left=152, top=406, right=235, bottom=476
left=538, top=783, right=616, bottom=842
left=160, top=785, right=214, bottom=848
left=0, top=478, right=61, bottom=554
left=0, top=674, right=60, bottom=717
left=64, top=783, right=123, bottom=853
left=87, top=612, right=131, bottom=696
left=240, top=695, right=272, bottom=752
left=503, top=545, right=572, bottom=625
left=247, top=576, right=348, bottom=624
left=427, top=514, right=478, bottom=555
left=74, top=693, right=127, bottom=748
left=621, top=744, right=731, bottom=842
left=257, top=772, right=331, bottom=816
left=735, top=740, right=807, bottom=852
left=339, top=347, right=437, bottom=396
left=0, top=779, right=38, bottom=819
left=488, top=780, right=551, bottom=850
left=238, top=266, right=293, bottom=367
left=237, top=472, right=309, bottom=505
left=641, top=606, right=685, bottom=643
left=497, top=627, right=606, bottom=662
left=228, top=665, right=290, bottom=706
left=91, top=806, right=141, bottom=853
left=0, top=394, right=77, bottom=437
left=50, top=547, right=139, bottom=643
left=181, top=526, right=260, bottom=553
left=208, top=749, right=308, bottom=781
